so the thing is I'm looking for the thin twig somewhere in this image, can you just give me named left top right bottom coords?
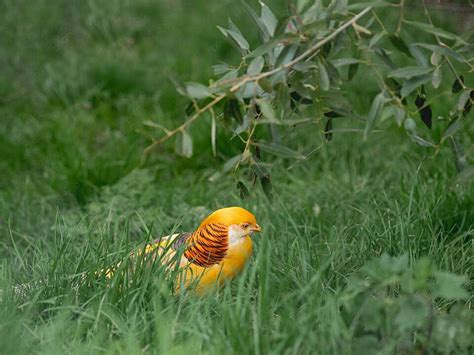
left=141, top=6, right=373, bottom=159
left=236, top=124, right=257, bottom=172
left=142, top=94, right=225, bottom=158
left=371, top=10, right=389, bottom=33
left=396, top=0, right=405, bottom=34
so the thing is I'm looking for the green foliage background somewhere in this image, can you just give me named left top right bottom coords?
left=0, top=0, right=472, bottom=354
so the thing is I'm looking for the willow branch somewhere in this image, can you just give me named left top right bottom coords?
left=142, top=6, right=373, bottom=158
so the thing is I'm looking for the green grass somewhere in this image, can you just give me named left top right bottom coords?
left=0, top=1, right=472, bottom=354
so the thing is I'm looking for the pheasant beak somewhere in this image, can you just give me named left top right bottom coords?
left=251, top=224, right=262, bottom=233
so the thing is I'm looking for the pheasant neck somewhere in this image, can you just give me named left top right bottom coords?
left=184, top=223, right=229, bottom=267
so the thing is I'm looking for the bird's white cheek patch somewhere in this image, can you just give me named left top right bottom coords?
left=228, top=225, right=246, bottom=246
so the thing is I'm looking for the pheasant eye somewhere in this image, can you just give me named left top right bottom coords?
left=241, top=223, right=249, bottom=228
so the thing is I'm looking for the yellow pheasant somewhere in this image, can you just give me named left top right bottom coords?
left=105, top=207, right=261, bottom=295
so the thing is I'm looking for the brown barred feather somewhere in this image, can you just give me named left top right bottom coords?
left=201, top=231, right=219, bottom=243
left=207, top=225, right=221, bottom=235
left=183, top=223, right=229, bottom=267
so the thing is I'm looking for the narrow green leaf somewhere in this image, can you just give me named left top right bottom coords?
left=388, top=66, right=433, bottom=80
left=227, top=28, right=250, bottom=51
left=442, top=118, right=462, bottom=142
left=215, top=69, right=239, bottom=86
left=256, top=142, right=306, bottom=159
left=261, top=2, right=278, bottom=37
left=223, top=154, right=244, bottom=173
left=233, top=115, right=250, bottom=135
left=255, top=117, right=313, bottom=126
left=242, top=1, right=270, bottom=40
left=181, top=131, right=193, bottom=158
left=381, top=106, right=405, bottom=126
left=409, top=133, right=436, bottom=147
left=290, top=91, right=313, bottom=104
left=369, top=32, right=385, bottom=48
left=395, top=106, right=406, bottom=126
left=248, top=33, right=301, bottom=59
left=185, top=101, right=197, bottom=116
left=389, top=34, right=411, bottom=57
left=348, top=63, right=358, bottom=81
left=251, top=157, right=270, bottom=178
left=175, top=130, right=193, bottom=158
left=211, top=114, right=217, bottom=156
left=348, top=1, right=391, bottom=10
left=457, top=90, right=471, bottom=111
left=374, top=48, right=396, bottom=69
left=431, top=67, right=441, bottom=89
left=224, top=99, right=243, bottom=125
left=247, top=56, right=265, bottom=75
left=227, top=17, right=241, bottom=34
left=185, top=82, right=212, bottom=99
left=324, top=118, right=333, bottom=141
left=415, top=94, right=432, bottom=129
left=322, top=92, right=354, bottom=113
left=332, top=0, right=348, bottom=14
left=430, top=51, right=441, bottom=66
left=331, top=58, right=361, bottom=67
left=364, top=93, right=386, bottom=138
left=464, top=91, right=473, bottom=117
left=169, top=74, right=187, bottom=96
left=414, top=43, right=466, bottom=62
left=450, top=136, right=466, bottom=173
left=452, top=76, right=464, bottom=93
left=293, top=62, right=317, bottom=71
left=260, top=175, right=273, bottom=201
left=237, top=181, right=251, bottom=199
left=400, top=74, right=431, bottom=98
left=409, top=44, right=428, bottom=67
left=237, top=82, right=263, bottom=99
left=302, top=18, right=327, bottom=35
left=270, top=69, right=288, bottom=86
left=404, top=20, right=466, bottom=44
left=212, top=63, right=231, bottom=75
left=296, top=0, right=312, bottom=13
left=275, top=44, right=298, bottom=67
left=404, top=117, right=416, bottom=132
left=217, top=25, right=229, bottom=38
left=318, top=62, right=330, bottom=91
left=245, top=40, right=278, bottom=59
left=218, top=25, right=250, bottom=53
left=325, top=59, right=341, bottom=83
left=256, top=98, right=277, bottom=121
left=322, top=42, right=332, bottom=58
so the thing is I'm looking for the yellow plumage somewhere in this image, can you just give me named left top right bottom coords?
left=103, top=207, right=261, bottom=295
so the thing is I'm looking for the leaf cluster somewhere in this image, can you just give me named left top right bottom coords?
left=143, top=1, right=474, bottom=199
left=341, top=254, right=472, bottom=354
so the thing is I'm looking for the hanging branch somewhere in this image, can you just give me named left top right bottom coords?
left=142, top=6, right=373, bottom=159
left=141, top=1, right=473, bottom=194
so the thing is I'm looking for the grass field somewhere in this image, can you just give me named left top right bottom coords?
left=0, top=1, right=472, bottom=354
